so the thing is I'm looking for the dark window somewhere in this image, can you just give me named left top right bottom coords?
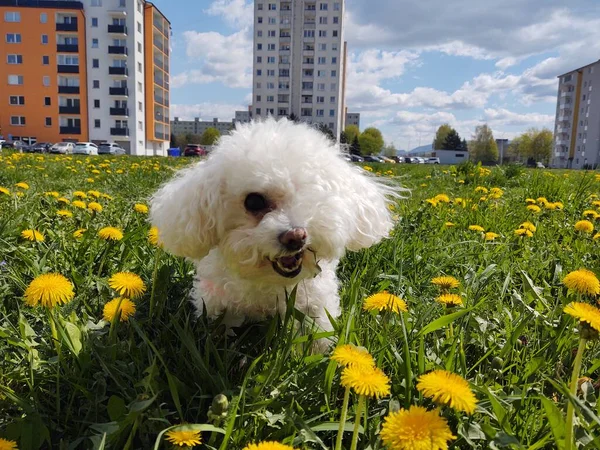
left=455, top=154, right=464, bottom=158
left=41, top=34, right=48, bottom=44
left=93, top=80, right=100, bottom=88
left=94, top=99, right=100, bottom=108
left=94, top=119, right=101, bottom=128
left=91, top=17, right=98, bottom=27
left=42, top=55, right=49, bottom=65
left=44, top=97, right=51, bottom=106
left=92, top=58, right=99, bottom=68
left=45, top=117, right=52, bottom=126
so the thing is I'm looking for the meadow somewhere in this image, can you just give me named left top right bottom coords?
left=1, top=151, right=600, bottom=450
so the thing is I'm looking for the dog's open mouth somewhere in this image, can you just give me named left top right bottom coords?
left=271, top=251, right=303, bottom=278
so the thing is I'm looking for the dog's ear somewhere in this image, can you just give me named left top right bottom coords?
left=343, top=167, right=397, bottom=252
left=150, top=161, right=221, bottom=260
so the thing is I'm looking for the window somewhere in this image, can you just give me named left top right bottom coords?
left=319, top=3, right=328, bottom=10
left=138, top=121, right=143, bottom=130
left=333, top=16, right=339, bottom=24
left=92, top=38, right=99, bottom=48
left=268, top=43, right=275, bottom=50
left=58, top=54, right=79, bottom=65
left=329, top=109, right=335, bottom=117
left=138, top=101, right=142, bottom=111
left=257, top=56, right=262, bottom=63
left=8, top=75, right=23, bottom=85
left=94, top=99, right=100, bottom=108
left=39, top=12, right=49, bottom=23
left=93, top=80, right=100, bottom=88
left=257, top=30, right=263, bottom=37
left=91, top=17, right=98, bottom=27
left=42, top=55, right=49, bottom=65
left=43, top=76, right=50, bottom=86
left=319, top=43, right=327, bottom=51
left=91, top=0, right=102, bottom=6
left=268, top=17, right=276, bottom=24
left=331, top=70, right=337, bottom=77
left=268, top=30, right=276, bottom=37
left=267, top=95, right=274, bottom=102
left=330, top=83, right=336, bottom=91
left=267, top=82, right=275, bottom=89
left=119, top=0, right=126, bottom=7
left=11, top=116, right=26, bottom=125
left=256, top=82, right=262, bottom=88
left=318, top=57, right=326, bottom=64
left=267, top=56, right=275, bottom=63
left=6, top=33, right=21, bottom=43
left=41, top=34, right=48, bottom=44
left=257, top=16, right=263, bottom=23
left=332, top=30, right=338, bottom=37
left=92, top=59, right=99, bottom=68
left=256, top=69, right=262, bottom=76
left=333, top=2, right=340, bottom=10
left=268, top=3, right=276, bottom=10
left=304, top=30, right=315, bottom=38
left=4, top=12, right=20, bottom=22
left=138, top=62, right=142, bottom=72
left=138, top=82, right=142, bottom=92
left=94, top=119, right=101, bottom=128
left=316, top=96, right=324, bottom=103
left=317, top=70, right=326, bottom=77
left=44, top=97, right=51, bottom=106
left=257, top=3, right=263, bottom=10
left=137, top=42, right=142, bottom=53
left=137, top=22, right=142, bottom=33
left=332, top=43, right=338, bottom=51
left=9, top=96, right=25, bottom=105
left=317, top=83, right=325, bottom=90
left=137, top=1, right=142, bottom=12
left=45, top=117, right=52, bottom=126
left=330, top=96, right=335, bottom=103
left=7, top=54, right=23, bottom=64
left=332, top=57, right=337, bottom=64
left=319, top=17, right=328, bottom=24
left=257, top=43, right=263, bottom=50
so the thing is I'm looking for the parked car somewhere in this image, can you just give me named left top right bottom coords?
left=425, top=157, right=440, bottom=164
left=49, top=142, right=75, bottom=154
left=536, top=162, right=545, bottom=169
left=363, top=155, right=384, bottom=163
left=98, top=142, right=126, bottom=155
left=184, top=144, right=207, bottom=157
left=73, top=142, right=98, bottom=155
left=413, top=157, right=425, bottom=164
left=28, top=142, right=52, bottom=153
left=381, top=156, right=396, bottom=164
left=391, top=156, right=403, bottom=163
left=349, top=154, right=364, bottom=162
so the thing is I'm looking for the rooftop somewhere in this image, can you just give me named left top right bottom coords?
left=0, top=0, right=83, bottom=8
left=557, top=59, right=600, bottom=78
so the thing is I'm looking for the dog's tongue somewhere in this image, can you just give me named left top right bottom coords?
left=278, top=254, right=300, bottom=269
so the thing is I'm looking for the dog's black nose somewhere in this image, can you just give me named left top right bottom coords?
left=279, top=227, right=307, bottom=251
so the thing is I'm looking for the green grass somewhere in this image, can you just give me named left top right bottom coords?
left=1, top=153, right=600, bottom=449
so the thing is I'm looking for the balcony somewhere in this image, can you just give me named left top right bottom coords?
left=110, top=127, right=129, bottom=136
left=108, top=46, right=128, bottom=55
left=110, top=107, right=129, bottom=116
left=57, top=65, right=79, bottom=74
left=108, top=66, right=128, bottom=76
left=556, top=139, right=570, bottom=146
left=56, top=22, right=77, bottom=32
left=60, top=126, right=81, bottom=134
left=57, top=44, right=78, bottom=53
left=279, top=36, right=291, bottom=43
left=109, top=87, right=128, bottom=96
left=108, top=24, right=127, bottom=34
left=59, top=105, right=80, bottom=114
left=58, top=85, right=79, bottom=94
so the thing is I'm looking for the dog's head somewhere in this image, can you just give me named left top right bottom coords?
left=150, top=118, right=398, bottom=284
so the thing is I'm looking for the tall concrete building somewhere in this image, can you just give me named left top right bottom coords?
left=0, top=0, right=170, bottom=156
left=251, top=0, right=345, bottom=137
left=552, top=59, right=600, bottom=169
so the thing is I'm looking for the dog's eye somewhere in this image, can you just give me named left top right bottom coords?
left=244, top=193, right=268, bottom=213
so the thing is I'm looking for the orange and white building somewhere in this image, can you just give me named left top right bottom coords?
left=0, top=0, right=170, bottom=156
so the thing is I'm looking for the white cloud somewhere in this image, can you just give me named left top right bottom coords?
left=482, top=108, right=554, bottom=127
left=204, top=0, right=253, bottom=29
left=171, top=102, right=247, bottom=121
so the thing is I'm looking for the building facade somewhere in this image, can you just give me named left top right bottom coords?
left=0, top=0, right=170, bottom=156
left=170, top=117, right=235, bottom=136
left=552, top=60, right=600, bottom=169
left=251, top=0, right=345, bottom=137
left=345, top=111, right=359, bottom=128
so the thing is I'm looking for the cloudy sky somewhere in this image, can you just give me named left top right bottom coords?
left=157, top=0, right=600, bottom=150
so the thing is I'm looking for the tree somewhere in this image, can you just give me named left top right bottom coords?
left=442, top=129, right=462, bottom=150
left=433, top=124, right=453, bottom=150
left=350, top=135, right=361, bottom=155
left=461, top=138, right=468, bottom=152
left=383, top=142, right=397, bottom=157
left=359, top=127, right=384, bottom=155
left=170, top=133, right=177, bottom=148
left=314, top=123, right=335, bottom=142
left=511, top=128, right=553, bottom=164
left=470, top=124, right=498, bottom=163
left=345, top=125, right=360, bottom=144
left=176, top=133, right=201, bottom=148
left=339, top=131, right=348, bottom=144
left=200, top=127, right=221, bottom=146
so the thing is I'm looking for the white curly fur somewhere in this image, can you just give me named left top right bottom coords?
left=150, top=118, right=398, bottom=343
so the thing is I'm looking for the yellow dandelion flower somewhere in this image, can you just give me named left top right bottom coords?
left=426, top=198, right=439, bottom=207
left=537, top=197, right=548, bottom=205
left=458, top=179, right=465, bottom=184
left=148, top=226, right=160, bottom=246
left=0, top=187, right=10, bottom=195
left=474, top=186, right=488, bottom=193
left=108, top=272, right=146, bottom=298
left=57, top=209, right=73, bottom=218
left=434, top=194, right=450, bottom=203
left=341, top=365, right=391, bottom=398
left=489, top=187, right=503, bottom=199
left=363, top=166, right=373, bottom=172
left=563, top=269, right=600, bottom=296
left=15, top=182, right=29, bottom=189
left=545, top=202, right=557, bottom=210
left=417, top=370, right=478, bottom=414
left=88, top=202, right=103, bottom=213
left=21, top=229, right=45, bottom=242
left=45, top=191, right=60, bottom=198
left=525, top=198, right=536, bottom=204
left=134, top=203, right=149, bottom=214
left=519, top=222, right=536, bottom=232
left=73, top=228, right=87, bottom=238
left=243, top=442, right=296, bottom=450
left=527, top=204, right=541, bottom=213
left=102, top=193, right=113, bottom=200
left=469, top=225, right=484, bottom=232
left=514, top=228, right=533, bottom=238
left=363, top=291, right=408, bottom=314
left=98, top=227, right=123, bottom=241
left=24, top=273, right=75, bottom=308
left=103, top=298, right=136, bottom=322
left=57, top=197, right=70, bottom=204
left=484, top=232, right=499, bottom=241
left=73, top=191, right=87, bottom=199
left=86, top=178, right=95, bottom=183
left=554, top=202, right=564, bottom=210
left=575, top=220, right=594, bottom=233
left=91, top=169, right=100, bottom=174
left=564, top=302, right=600, bottom=332
left=583, top=210, right=599, bottom=219
left=72, top=200, right=87, bottom=209
left=88, top=190, right=101, bottom=198
left=436, top=293, right=463, bottom=306
left=431, top=276, right=460, bottom=290
left=592, top=200, right=600, bottom=208
left=594, top=233, right=600, bottom=240
left=331, top=344, right=375, bottom=368
left=380, top=405, right=456, bottom=450
left=0, top=438, right=18, bottom=450
left=444, top=222, right=455, bottom=228
left=165, top=428, right=202, bottom=447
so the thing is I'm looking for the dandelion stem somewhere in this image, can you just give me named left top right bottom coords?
left=149, top=248, right=161, bottom=321
left=349, top=395, right=365, bottom=450
left=565, top=337, right=586, bottom=450
left=334, top=387, right=351, bottom=450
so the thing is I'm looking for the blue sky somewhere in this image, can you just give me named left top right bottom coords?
left=155, top=0, right=600, bottom=150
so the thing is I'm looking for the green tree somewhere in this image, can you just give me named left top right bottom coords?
left=511, top=128, right=553, bottom=164
left=350, top=135, right=361, bottom=155
left=383, top=142, right=397, bottom=157
left=433, top=124, right=453, bottom=150
left=470, top=124, right=498, bottom=163
left=359, top=127, right=384, bottom=155
left=176, top=133, right=201, bottom=148
left=345, top=125, right=360, bottom=144
left=315, top=123, right=335, bottom=142
left=170, top=133, right=177, bottom=148
left=339, top=131, right=348, bottom=144
left=200, top=127, right=221, bottom=146
left=461, top=138, right=468, bottom=151
left=442, top=129, right=462, bottom=150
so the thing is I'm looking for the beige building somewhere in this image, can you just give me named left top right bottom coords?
left=552, top=59, right=600, bottom=169
left=170, top=117, right=234, bottom=136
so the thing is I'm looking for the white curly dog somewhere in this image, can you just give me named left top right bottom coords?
left=150, top=118, right=396, bottom=343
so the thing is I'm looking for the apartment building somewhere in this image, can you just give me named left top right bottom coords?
left=552, top=59, right=600, bottom=169
left=252, top=0, right=345, bottom=137
left=345, top=111, right=359, bottom=128
left=170, top=117, right=235, bottom=136
left=0, top=0, right=170, bottom=156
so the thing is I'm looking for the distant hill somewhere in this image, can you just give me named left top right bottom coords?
left=406, top=144, right=433, bottom=155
